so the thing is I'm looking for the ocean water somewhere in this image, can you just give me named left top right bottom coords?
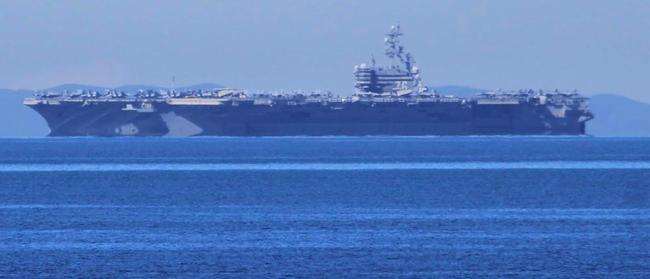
left=0, top=137, right=649, bottom=278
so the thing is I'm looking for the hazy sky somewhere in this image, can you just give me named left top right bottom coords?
left=1, top=0, right=649, bottom=101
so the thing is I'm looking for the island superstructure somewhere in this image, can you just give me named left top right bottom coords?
left=25, top=25, right=593, bottom=136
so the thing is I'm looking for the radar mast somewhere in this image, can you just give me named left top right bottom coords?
left=384, top=25, right=405, bottom=69
left=354, top=25, right=427, bottom=95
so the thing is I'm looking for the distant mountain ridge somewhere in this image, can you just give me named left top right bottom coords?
left=0, top=88, right=49, bottom=137
left=587, top=94, right=650, bottom=137
left=45, top=83, right=225, bottom=93
left=430, top=85, right=484, bottom=97
left=1, top=84, right=650, bottom=137
left=41, top=84, right=480, bottom=95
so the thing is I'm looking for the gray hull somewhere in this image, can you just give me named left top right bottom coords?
left=28, top=101, right=589, bottom=137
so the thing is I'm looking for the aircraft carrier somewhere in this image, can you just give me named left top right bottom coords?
left=25, top=25, right=593, bottom=136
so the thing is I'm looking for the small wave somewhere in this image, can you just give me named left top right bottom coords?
left=0, top=161, right=649, bottom=172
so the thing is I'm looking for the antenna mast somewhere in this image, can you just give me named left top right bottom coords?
left=171, top=76, right=176, bottom=94
left=385, top=24, right=404, bottom=69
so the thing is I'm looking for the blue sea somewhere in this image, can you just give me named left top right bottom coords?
left=1, top=137, right=649, bottom=278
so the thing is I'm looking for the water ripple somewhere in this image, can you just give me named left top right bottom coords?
left=0, top=161, right=649, bottom=171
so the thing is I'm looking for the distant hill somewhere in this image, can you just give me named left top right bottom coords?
left=0, top=89, right=49, bottom=137
left=430, top=85, right=484, bottom=97
left=45, top=83, right=225, bottom=94
left=178, top=83, right=225, bottom=91
left=587, top=94, right=650, bottom=137
left=46, top=84, right=109, bottom=92
left=1, top=85, right=649, bottom=137
left=113, top=84, right=167, bottom=93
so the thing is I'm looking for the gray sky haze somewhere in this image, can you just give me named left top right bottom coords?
left=1, top=0, right=649, bottom=101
